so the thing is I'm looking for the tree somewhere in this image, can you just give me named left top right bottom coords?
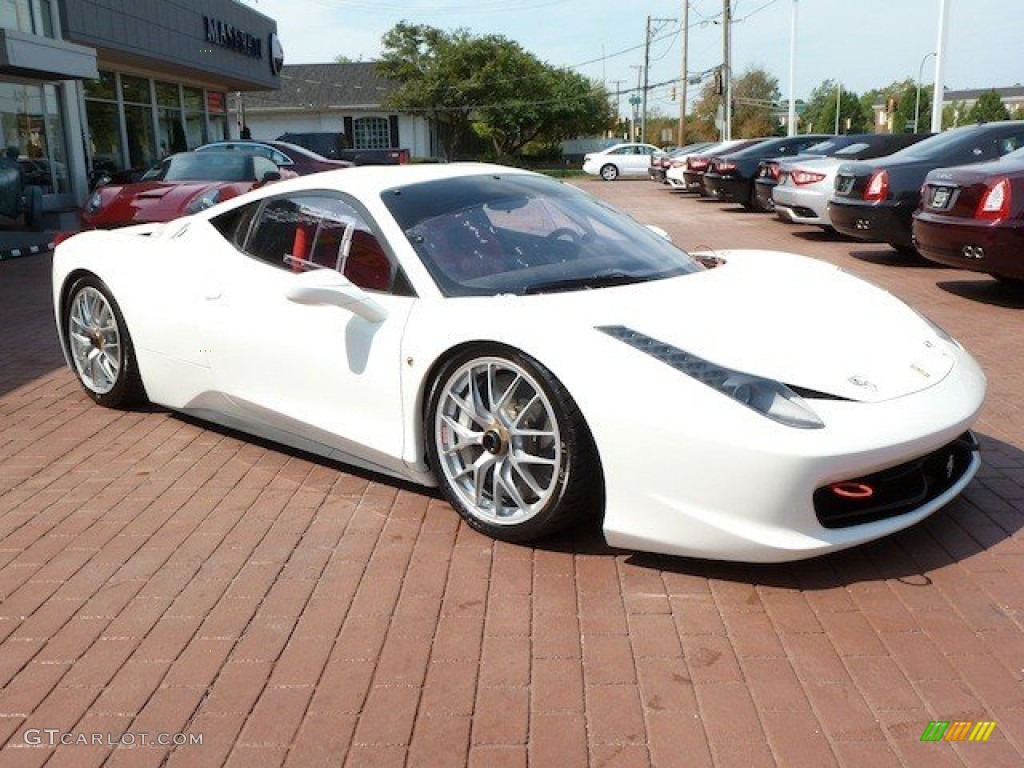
left=968, top=90, right=1010, bottom=123
left=801, top=79, right=868, bottom=134
left=731, top=66, right=781, bottom=138
left=377, top=22, right=613, bottom=160
left=689, top=66, right=779, bottom=139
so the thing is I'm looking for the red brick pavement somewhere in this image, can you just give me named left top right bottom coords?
left=0, top=179, right=1022, bottom=767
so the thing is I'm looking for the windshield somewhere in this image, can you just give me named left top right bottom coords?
left=382, top=174, right=702, bottom=297
left=144, top=153, right=253, bottom=182
left=891, top=126, right=985, bottom=160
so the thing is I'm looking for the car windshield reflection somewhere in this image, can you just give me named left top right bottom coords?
left=382, top=174, right=701, bottom=297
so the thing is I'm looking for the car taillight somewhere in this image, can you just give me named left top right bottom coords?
left=791, top=169, right=826, bottom=186
left=863, top=169, right=889, bottom=201
left=766, top=164, right=780, bottom=180
left=975, top=177, right=1010, bottom=220
left=690, top=159, right=708, bottom=170
left=716, top=161, right=737, bottom=172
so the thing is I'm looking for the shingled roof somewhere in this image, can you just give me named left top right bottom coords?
left=242, top=62, right=396, bottom=111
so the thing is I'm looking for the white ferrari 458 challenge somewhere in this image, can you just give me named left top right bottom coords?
left=53, top=163, right=986, bottom=562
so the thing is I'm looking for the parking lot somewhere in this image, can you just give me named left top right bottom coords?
left=1, top=177, right=1022, bottom=767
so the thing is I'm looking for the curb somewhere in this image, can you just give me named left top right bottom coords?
left=0, top=239, right=56, bottom=262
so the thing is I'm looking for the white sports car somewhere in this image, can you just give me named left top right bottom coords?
left=53, top=163, right=986, bottom=562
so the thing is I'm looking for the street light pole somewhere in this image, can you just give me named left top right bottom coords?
left=787, top=0, right=798, bottom=136
left=834, top=81, right=842, bottom=135
left=930, top=0, right=950, bottom=132
left=914, top=51, right=936, bottom=133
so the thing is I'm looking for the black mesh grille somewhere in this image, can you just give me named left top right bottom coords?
left=814, top=432, right=978, bottom=529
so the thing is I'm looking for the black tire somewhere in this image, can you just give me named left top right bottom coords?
left=64, top=275, right=147, bottom=408
left=425, top=345, right=602, bottom=543
left=599, top=163, right=619, bottom=181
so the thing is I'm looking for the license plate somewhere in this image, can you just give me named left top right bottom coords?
left=836, top=176, right=854, bottom=195
left=930, top=186, right=952, bottom=209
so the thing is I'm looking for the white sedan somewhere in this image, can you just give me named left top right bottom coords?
left=53, top=163, right=986, bottom=562
left=583, top=143, right=663, bottom=180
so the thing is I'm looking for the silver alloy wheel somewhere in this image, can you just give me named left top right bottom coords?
left=600, top=163, right=618, bottom=181
left=435, top=357, right=562, bottom=526
left=68, top=286, right=122, bottom=395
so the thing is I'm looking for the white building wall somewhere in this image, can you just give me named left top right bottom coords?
left=245, top=110, right=434, bottom=156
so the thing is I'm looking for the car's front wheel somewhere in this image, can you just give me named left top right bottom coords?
left=599, top=163, right=619, bottom=181
left=65, top=276, right=147, bottom=408
left=426, top=347, right=601, bottom=542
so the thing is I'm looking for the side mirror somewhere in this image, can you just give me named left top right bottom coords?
left=260, top=170, right=282, bottom=185
left=284, top=267, right=388, bottom=323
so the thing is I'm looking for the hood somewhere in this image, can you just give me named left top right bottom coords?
left=491, top=250, right=954, bottom=404
left=94, top=181, right=239, bottom=224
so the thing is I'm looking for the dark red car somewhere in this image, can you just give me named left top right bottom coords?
left=82, top=151, right=293, bottom=229
left=913, top=148, right=1024, bottom=284
left=196, top=139, right=353, bottom=175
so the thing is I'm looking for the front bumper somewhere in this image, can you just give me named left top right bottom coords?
left=598, top=343, right=986, bottom=562
left=913, top=213, right=1024, bottom=280
left=829, top=199, right=915, bottom=247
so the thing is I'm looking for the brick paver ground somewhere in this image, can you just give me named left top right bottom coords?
left=1, top=178, right=1022, bottom=767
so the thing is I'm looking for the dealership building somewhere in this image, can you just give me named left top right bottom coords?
left=0, top=0, right=280, bottom=225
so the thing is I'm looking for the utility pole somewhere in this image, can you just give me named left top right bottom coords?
left=787, top=0, right=797, bottom=136
left=931, top=0, right=949, bottom=132
left=678, top=1, right=689, bottom=145
left=611, top=79, right=626, bottom=137
left=642, top=16, right=676, bottom=145
left=630, top=65, right=643, bottom=141
left=723, top=0, right=732, bottom=140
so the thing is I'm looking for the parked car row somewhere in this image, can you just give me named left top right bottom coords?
left=652, top=121, right=1024, bottom=285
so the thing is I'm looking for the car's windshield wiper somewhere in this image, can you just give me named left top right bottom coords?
left=522, top=271, right=652, bottom=295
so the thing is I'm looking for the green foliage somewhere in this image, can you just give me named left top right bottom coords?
left=376, top=22, right=613, bottom=160
left=801, top=79, right=868, bottom=134
left=968, top=90, right=1011, bottom=123
left=690, top=65, right=780, bottom=139
left=942, top=100, right=967, bottom=129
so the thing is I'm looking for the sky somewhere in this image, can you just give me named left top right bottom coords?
left=240, top=0, right=1024, bottom=117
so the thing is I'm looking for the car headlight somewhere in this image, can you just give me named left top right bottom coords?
left=85, top=190, right=103, bottom=213
left=598, top=325, right=825, bottom=429
left=185, top=189, right=221, bottom=214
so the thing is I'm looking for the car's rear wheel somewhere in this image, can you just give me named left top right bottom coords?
left=600, top=164, right=619, bottom=181
left=426, top=347, right=601, bottom=542
left=65, top=276, right=146, bottom=408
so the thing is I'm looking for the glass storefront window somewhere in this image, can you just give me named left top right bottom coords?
left=0, top=81, right=69, bottom=194
left=183, top=87, right=203, bottom=112
left=120, top=75, right=149, bottom=105
left=85, top=100, right=124, bottom=175
left=209, top=114, right=229, bottom=142
left=157, top=107, right=186, bottom=157
left=124, top=103, right=156, bottom=171
left=155, top=81, right=179, bottom=109
left=84, top=71, right=116, bottom=101
left=0, top=0, right=33, bottom=33
left=184, top=111, right=207, bottom=149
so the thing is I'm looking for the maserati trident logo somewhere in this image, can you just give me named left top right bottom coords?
left=848, top=375, right=877, bottom=392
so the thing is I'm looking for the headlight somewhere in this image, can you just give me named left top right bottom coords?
left=185, top=189, right=221, bottom=214
left=598, top=325, right=825, bottom=429
left=85, top=190, right=103, bottom=213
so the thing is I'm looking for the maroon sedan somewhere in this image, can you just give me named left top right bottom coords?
left=196, top=139, right=352, bottom=175
left=82, top=151, right=293, bottom=229
left=913, top=148, right=1024, bottom=284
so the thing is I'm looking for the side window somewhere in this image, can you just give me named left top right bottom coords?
left=210, top=201, right=260, bottom=249
left=252, top=156, right=278, bottom=180
left=998, top=132, right=1024, bottom=156
left=610, top=147, right=629, bottom=155
left=243, top=193, right=399, bottom=293
left=270, top=149, right=291, bottom=165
